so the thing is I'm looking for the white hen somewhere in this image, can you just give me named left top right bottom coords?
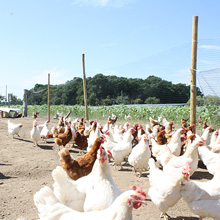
left=111, top=127, right=135, bottom=170
left=87, top=122, right=102, bottom=152
left=102, top=129, right=117, bottom=152
left=162, top=137, right=205, bottom=176
left=148, top=158, right=191, bottom=220
left=8, top=120, right=23, bottom=138
left=40, top=120, right=50, bottom=143
left=201, top=126, right=213, bottom=145
left=83, top=146, right=122, bottom=211
left=128, top=134, right=151, bottom=176
left=34, top=185, right=146, bottom=220
left=210, top=128, right=220, bottom=153
left=180, top=169, right=220, bottom=220
left=167, top=127, right=186, bottom=156
left=30, top=120, right=41, bottom=147
left=198, top=145, right=220, bottom=176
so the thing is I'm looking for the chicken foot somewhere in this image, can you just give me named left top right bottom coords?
left=160, top=212, right=170, bottom=220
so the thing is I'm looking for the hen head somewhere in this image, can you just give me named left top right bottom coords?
left=97, top=146, right=108, bottom=164
left=128, top=186, right=147, bottom=209
left=99, top=135, right=106, bottom=143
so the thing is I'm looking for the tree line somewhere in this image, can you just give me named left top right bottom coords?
left=26, top=74, right=202, bottom=106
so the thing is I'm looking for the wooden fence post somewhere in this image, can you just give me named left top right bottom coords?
left=48, top=73, right=50, bottom=121
left=190, top=16, right=198, bottom=129
left=82, top=54, right=89, bottom=120
left=8, top=93, right=10, bottom=108
left=23, top=89, right=28, bottom=117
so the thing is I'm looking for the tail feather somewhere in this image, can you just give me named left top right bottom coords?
left=34, top=186, right=59, bottom=219
left=148, top=158, right=157, bottom=169
left=52, top=166, right=77, bottom=204
left=58, top=148, right=74, bottom=170
left=34, top=186, right=72, bottom=220
left=52, top=166, right=86, bottom=211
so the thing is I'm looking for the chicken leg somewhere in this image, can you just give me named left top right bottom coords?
left=160, top=212, right=170, bottom=220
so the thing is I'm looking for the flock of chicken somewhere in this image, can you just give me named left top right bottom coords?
left=7, top=114, right=220, bottom=220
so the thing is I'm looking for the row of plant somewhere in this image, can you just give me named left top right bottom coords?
left=8, top=104, right=220, bottom=127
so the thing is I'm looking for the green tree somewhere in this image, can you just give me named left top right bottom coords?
left=196, top=96, right=205, bottom=106
left=145, top=97, right=160, bottom=104
left=88, top=92, right=100, bottom=106
left=116, top=95, right=130, bottom=105
left=26, top=74, right=203, bottom=105
left=134, top=98, right=143, bottom=104
left=204, top=95, right=220, bottom=105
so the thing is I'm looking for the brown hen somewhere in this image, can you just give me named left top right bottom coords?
left=59, top=136, right=105, bottom=180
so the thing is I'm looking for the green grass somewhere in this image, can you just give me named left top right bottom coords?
left=5, top=104, right=220, bottom=130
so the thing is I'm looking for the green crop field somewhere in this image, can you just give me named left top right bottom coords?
left=6, top=104, right=220, bottom=133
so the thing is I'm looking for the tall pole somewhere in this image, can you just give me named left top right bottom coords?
left=190, top=16, right=198, bottom=129
left=8, top=93, right=10, bottom=108
left=82, top=54, right=89, bottom=120
left=48, top=73, right=50, bottom=121
left=23, top=89, right=28, bottom=117
left=6, top=85, right=7, bottom=103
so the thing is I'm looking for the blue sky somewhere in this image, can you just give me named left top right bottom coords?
left=1, top=0, right=220, bottom=99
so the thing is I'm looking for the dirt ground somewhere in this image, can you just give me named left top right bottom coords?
left=0, top=116, right=213, bottom=220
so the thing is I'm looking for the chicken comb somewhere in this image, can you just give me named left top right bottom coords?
left=101, top=134, right=106, bottom=139
left=122, top=128, right=126, bottom=133
left=170, top=121, right=174, bottom=125
left=98, top=124, right=103, bottom=129
left=208, top=126, right=213, bottom=131
left=181, top=126, right=186, bottom=130
left=132, top=186, right=146, bottom=200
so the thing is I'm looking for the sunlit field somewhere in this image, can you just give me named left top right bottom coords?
left=7, top=104, right=220, bottom=133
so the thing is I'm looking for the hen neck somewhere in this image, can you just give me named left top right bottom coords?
left=169, top=130, right=181, bottom=144
left=89, top=140, right=102, bottom=156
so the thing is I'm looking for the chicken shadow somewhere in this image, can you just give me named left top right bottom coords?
left=13, top=137, right=33, bottom=143
left=69, top=149, right=82, bottom=154
left=0, top=172, right=16, bottom=180
left=191, top=170, right=213, bottom=180
left=0, top=163, right=12, bottom=166
left=198, top=160, right=207, bottom=169
left=37, top=145, right=54, bottom=150
left=44, top=140, right=55, bottom=144
left=169, top=217, right=199, bottom=220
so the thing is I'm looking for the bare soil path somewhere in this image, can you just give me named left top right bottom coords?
left=0, top=116, right=212, bottom=220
